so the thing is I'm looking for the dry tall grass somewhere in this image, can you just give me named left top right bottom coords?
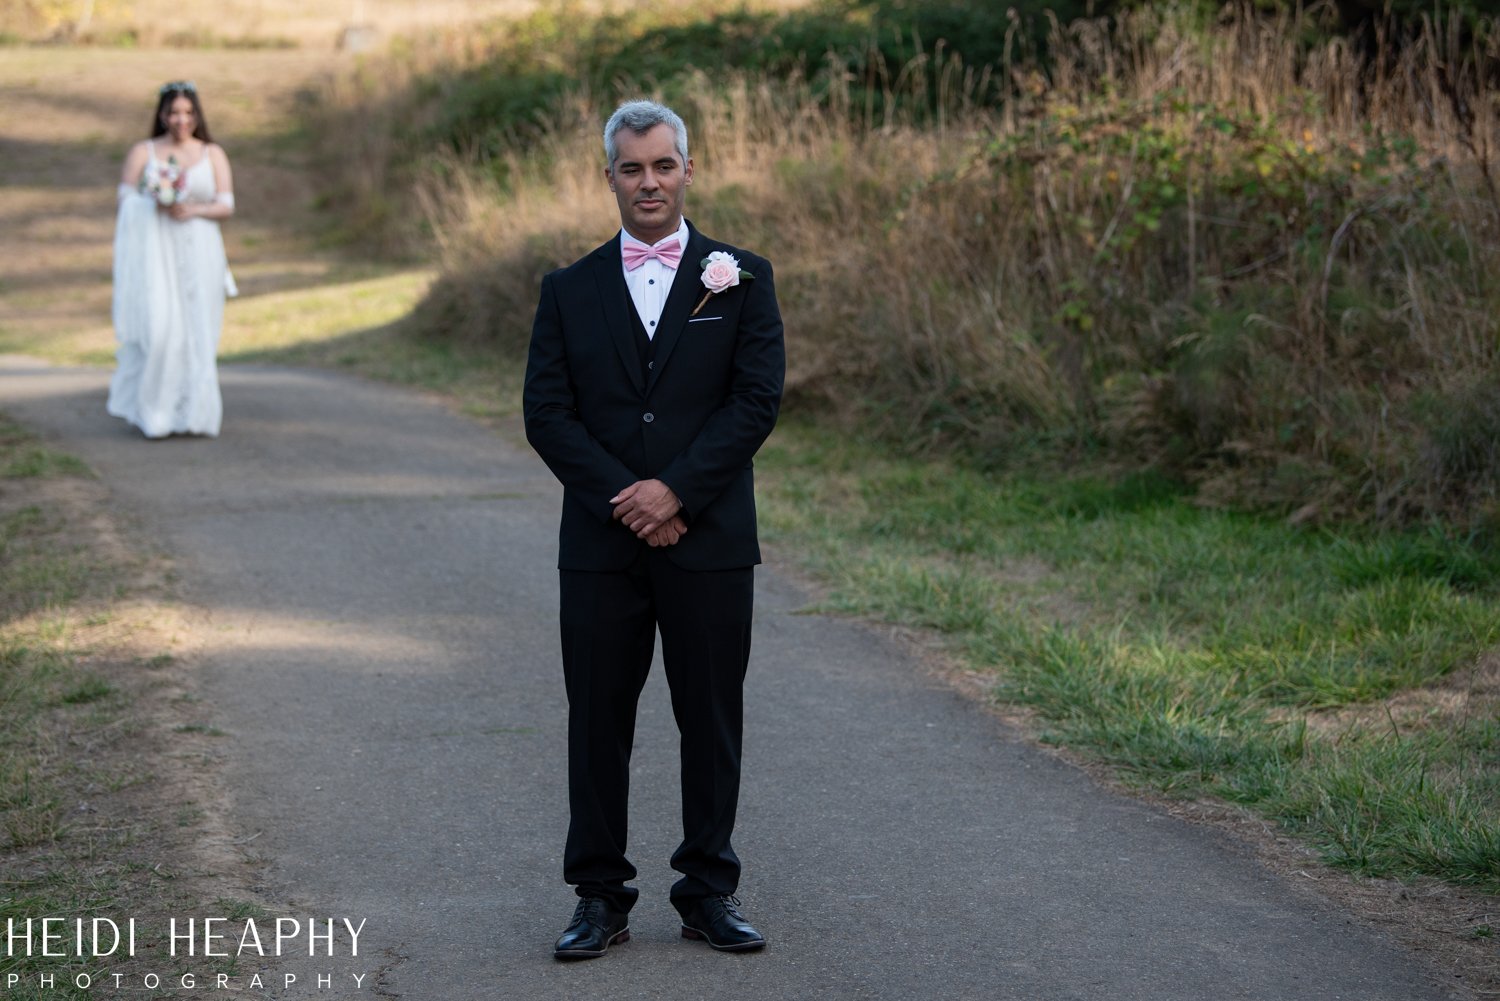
left=314, top=3, right=1500, bottom=526
left=4, top=0, right=572, bottom=46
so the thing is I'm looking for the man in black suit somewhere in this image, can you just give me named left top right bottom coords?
left=523, top=100, right=785, bottom=959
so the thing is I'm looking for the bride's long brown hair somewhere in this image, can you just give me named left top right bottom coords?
left=149, top=82, right=214, bottom=143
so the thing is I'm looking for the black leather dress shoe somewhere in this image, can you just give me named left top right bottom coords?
left=553, top=897, right=630, bottom=960
left=679, top=895, right=766, bottom=952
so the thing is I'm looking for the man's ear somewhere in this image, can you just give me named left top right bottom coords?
left=604, top=166, right=615, bottom=191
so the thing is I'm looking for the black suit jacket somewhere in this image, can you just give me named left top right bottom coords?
left=523, top=222, right=786, bottom=572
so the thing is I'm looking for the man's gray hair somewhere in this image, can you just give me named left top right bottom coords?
left=604, top=100, right=689, bottom=168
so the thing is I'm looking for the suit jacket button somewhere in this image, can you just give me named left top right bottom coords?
left=643, top=412, right=654, bottom=423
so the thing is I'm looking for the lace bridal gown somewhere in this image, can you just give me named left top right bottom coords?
left=107, top=141, right=238, bottom=438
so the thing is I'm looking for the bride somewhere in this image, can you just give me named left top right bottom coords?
left=108, top=80, right=238, bottom=439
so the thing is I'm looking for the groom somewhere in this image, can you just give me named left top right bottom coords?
left=523, top=100, right=785, bottom=959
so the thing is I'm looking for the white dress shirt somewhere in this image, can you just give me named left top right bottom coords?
left=620, top=219, right=688, bottom=340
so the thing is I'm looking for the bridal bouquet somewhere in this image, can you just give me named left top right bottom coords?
left=141, top=157, right=187, bottom=206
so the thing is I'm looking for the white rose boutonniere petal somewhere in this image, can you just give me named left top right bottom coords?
left=691, top=251, right=755, bottom=317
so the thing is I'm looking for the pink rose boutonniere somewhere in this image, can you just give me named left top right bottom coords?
left=690, top=251, right=754, bottom=317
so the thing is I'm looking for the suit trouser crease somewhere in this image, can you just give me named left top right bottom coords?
left=559, top=550, right=753, bottom=914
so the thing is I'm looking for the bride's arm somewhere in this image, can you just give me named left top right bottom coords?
left=117, top=142, right=149, bottom=200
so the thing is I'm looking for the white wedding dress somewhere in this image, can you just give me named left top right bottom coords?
left=107, top=141, right=238, bottom=438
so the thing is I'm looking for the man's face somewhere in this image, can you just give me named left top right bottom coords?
left=606, top=123, right=693, bottom=244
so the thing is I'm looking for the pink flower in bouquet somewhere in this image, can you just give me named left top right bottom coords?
left=141, top=157, right=184, bottom=206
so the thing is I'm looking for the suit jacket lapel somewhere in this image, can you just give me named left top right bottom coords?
left=589, top=236, right=645, bottom=395
left=645, top=223, right=708, bottom=397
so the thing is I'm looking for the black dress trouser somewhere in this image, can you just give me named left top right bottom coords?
left=559, top=546, right=754, bottom=914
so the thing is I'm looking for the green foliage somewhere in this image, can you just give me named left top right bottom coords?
left=1421, top=377, right=1500, bottom=500
left=1333, top=0, right=1491, bottom=29
left=369, top=0, right=1083, bottom=166
left=359, top=0, right=1491, bottom=172
left=959, top=84, right=1499, bottom=518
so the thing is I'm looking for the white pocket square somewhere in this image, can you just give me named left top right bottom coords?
left=688, top=315, right=724, bottom=323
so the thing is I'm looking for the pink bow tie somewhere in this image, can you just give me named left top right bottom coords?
left=622, top=238, right=682, bottom=271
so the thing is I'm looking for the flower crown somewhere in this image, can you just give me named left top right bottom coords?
left=160, top=80, right=196, bottom=95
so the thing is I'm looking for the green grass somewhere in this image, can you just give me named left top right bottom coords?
left=0, top=414, right=96, bottom=629
left=219, top=267, right=520, bottom=423
left=0, top=414, right=203, bottom=998
left=0, top=420, right=112, bottom=858
left=3, top=448, right=91, bottom=479
left=757, top=420, right=1500, bottom=891
left=220, top=267, right=436, bottom=358
left=0, top=507, right=94, bottom=625
left=58, top=677, right=112, bottom=705
left=172, top=724, right=225, bottom=736
left=0, top=880, right=128, bottom=999
left=0, top=419, right=91, bottom=480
